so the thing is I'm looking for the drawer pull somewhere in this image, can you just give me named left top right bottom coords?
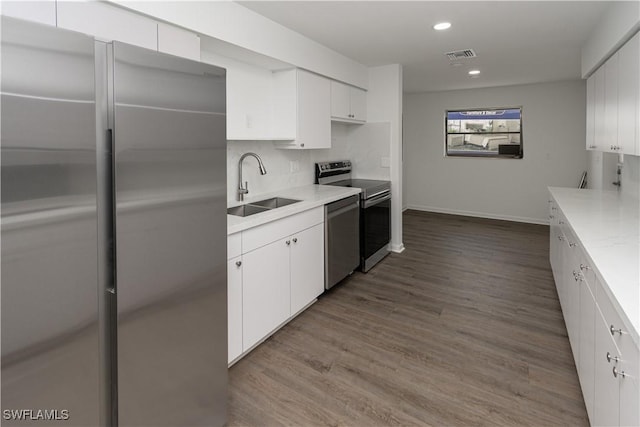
left=612, top=366, right=627, bottom=378
left=235, top=260, right=242, bottom=267
left=558, top=236, right=564, bottom=241
left=569, top=243, right=577, bottom=248
left=285, top=240, right=291, bottom=246
left=606, top=352, right=620, bottom=363
left=580, top=264, right=590, bottom=271
left=559, top=220, right=565, bottom=225
left=292, top=238, right=298, bottom=243
left=610, top=325, right=623, bottom=336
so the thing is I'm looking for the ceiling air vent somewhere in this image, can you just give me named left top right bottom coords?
left=445, top=49, right=477, bottom=60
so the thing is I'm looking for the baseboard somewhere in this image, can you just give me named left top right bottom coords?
left=405, top=204, right=549, bottom=225
left=390, top=243, right=405, bottom=253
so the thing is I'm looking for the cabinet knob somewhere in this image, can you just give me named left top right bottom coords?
left=235, top=260, right=242, bottom=267
left=286, top=240, right=291, bottom=246
left=558, top=236, right=563, bottom=241
left=610, top=325, right=623, bottom=336
left=300, top=143, right=305, bottom=148
left=559, top=220, right=565, bottom=225
left=580, top=264, right=590, bottom=271
left=549, top=215, right=555, bottom=219
left=569, top=243, right=577, bottom=248
left=292, top=238, right=298, bottom=243
left=606, top=352, right=620, bottom=363
left=612, top=366, right=627, bottom=378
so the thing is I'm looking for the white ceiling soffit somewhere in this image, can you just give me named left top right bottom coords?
left=238, top=1, right=613, bottom=93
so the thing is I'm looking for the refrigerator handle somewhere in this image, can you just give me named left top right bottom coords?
left=106, top=128, right=117, bottom=295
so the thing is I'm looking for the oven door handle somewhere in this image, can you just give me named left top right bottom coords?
left=363, top=192, right=391, bottom=208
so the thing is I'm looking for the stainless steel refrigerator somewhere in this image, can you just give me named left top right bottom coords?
left=1, top=16, right=228, bottom=426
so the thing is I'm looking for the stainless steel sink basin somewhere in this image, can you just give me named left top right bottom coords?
left=227, top=197, right=301, bottom=217
left=227, top=204, right=270, bottom=217
left=250, top=197, right=301, bottom=209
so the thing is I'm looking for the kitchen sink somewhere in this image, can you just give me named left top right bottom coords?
left=227, top=204, right=271, bottom=217
left=250, top=197, right=301, bottom=209
left=227, top=197, right=301, bottom=217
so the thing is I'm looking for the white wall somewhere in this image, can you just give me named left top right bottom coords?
left=367, top=65, right=404, bottom=252
left=582, top=1, right=640, bottom=78
left=109, top=0, right=368, bottom=88
left=403, top=80, right=587, bottom=224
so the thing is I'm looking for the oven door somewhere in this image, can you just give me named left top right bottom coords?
left=361, top=190, right=391, bottom=271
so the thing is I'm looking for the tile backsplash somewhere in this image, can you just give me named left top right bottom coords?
left=227, top=122, right=390, bottom=204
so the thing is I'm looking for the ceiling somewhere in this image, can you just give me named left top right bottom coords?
left=237, top=1, right=612, bottom=93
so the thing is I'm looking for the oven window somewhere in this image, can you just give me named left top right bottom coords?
left=361, top=197, right=391, bottom=259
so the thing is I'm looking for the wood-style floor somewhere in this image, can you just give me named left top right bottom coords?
left=227, top=210, right=588, bottom=426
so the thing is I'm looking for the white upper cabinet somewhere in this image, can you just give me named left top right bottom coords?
left=604, top=53, right=619, bottom=152
left=1, top=0, right=56, bottom=26
left=587, top=32, right=639, bottom=156
left=586, top=74, right=596, bottom=150
left=57, top=1, right=158, bottom=50
left=157, top=23, right=200, bottom=61
left=274, top=69, right=331, bottom=149
left=330, top=80, right=367, bottom=123
left=617, top=32, right=639, bottom=156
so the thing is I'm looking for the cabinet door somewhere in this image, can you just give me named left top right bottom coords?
left=593, top=313, right=621, bottom=427
left=586, top=74, right=596, bottom=150
left=604, top=53, right=619, bottom=152
left=617, top=32, right=639, bottom=156
left=297, top=70, right=331, bottom=149
left=618, top=335, right=640, bottom=427
left=242, top=238, right=290, bottom=351
left=594, top=65, right=607, bottom=151
left=564, top=243, right=581, bottom=363
left=350, top=87, right=367, bottom=122
left=578, top=278, right=596, bottom=422
left=330, top=80, right=351, bottom=120
left=228, top=256, right=243, bottom=364
left=290, top=224, right=324, bottom=315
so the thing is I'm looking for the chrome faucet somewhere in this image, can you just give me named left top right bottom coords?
left=238, top=152, right=267, bottom=201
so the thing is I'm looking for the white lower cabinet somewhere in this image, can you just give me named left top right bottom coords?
left=594, top=310, right=621, bottom=427
left=227, top=256, right=243, bottom=364
left=549, top=192, right=639, bottom=427
left=227, top=207, right=324, bottom=363
left=290, top=223, right=324, bottom=315
left=578, top=279, right=596, bottom=422
left=242, top=237, right=291, bottom=351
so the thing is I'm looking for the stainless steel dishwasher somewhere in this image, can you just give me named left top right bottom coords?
left=325, top=194, right=360, bottom=290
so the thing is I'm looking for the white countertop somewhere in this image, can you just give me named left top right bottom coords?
left=227, top=184, right=362, bottom=235
left=549, top=187, right=640, bottom=344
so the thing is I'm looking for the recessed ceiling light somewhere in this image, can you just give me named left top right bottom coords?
left=433, top=22, right=451, bottom=31
left=468, top=70, right=481, bottom=75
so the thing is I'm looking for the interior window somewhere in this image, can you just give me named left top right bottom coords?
left=445, top=108, right=523, bottom=158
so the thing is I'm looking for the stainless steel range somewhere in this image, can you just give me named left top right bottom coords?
left=316, top=161, right=391, bottom=272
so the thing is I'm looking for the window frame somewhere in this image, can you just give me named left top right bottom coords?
left=444, top=106, right=524, bottom=159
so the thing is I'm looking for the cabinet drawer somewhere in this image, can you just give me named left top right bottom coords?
left=242, top=207, right=323, bottom=253
left=228, top=232, right=242, bottom=260
left=596, top=280, right=633, bottom=355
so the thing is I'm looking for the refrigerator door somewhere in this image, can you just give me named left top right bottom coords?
left=111, top=42, right=227, bottom=426
left=1, top=17, right=100, bottom=426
